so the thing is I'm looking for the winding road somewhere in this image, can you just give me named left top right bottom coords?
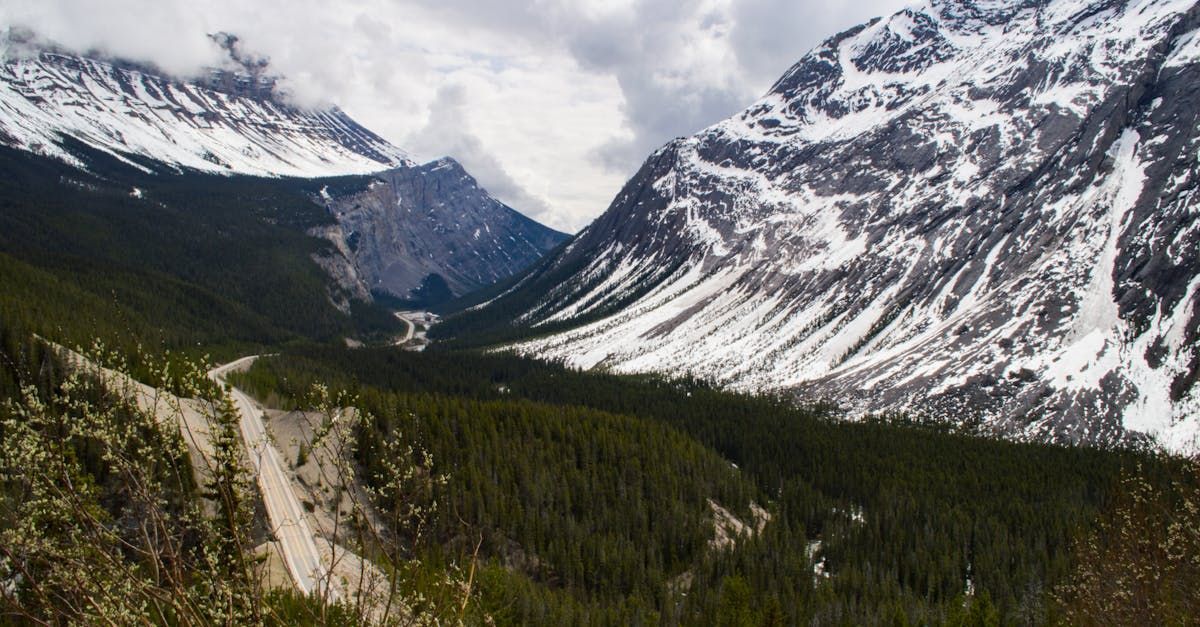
left=208, top=357, right=334, bottom=599
left=393, top=312, right=415, bottom=345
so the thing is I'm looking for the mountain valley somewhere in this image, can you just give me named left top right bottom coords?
left=1, top=2, right=1198, bottom=624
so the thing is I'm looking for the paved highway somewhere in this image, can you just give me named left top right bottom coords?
left=209, top=356, right=334, bottom=599
left=393, top=312, right=415, bottom=345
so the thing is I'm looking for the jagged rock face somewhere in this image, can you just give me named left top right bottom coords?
left=317, top=158, right=568, bottom=299
left=495, top=0, right=1200, bottom=450
left=0, top=39, right=409, bottom=177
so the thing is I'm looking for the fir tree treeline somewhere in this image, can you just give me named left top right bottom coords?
left=231, top=346, right=1171, bottom=625
left=1, top=136, right=1190, bottom=625
left=235, top=360, right=758, bottom=623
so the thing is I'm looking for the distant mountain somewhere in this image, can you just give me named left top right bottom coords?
left=456, top=0, right=1200, bottom=451
left=0, top=32, right=566, bottom=304
left=0, top=33, right=409, bottom=177
left=314, top=157, right=567, bottom=301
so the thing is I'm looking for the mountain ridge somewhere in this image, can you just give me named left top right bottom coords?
left=0, top=32, right=411, bottom=177
left=458, top=0, right=1200, bottom=451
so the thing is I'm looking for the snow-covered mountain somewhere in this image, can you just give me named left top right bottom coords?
left=0, top=33, right=567, bottom=304
left=472, top=0, right=1200, bottom=451
left=0, top=34, right=409, bottom=177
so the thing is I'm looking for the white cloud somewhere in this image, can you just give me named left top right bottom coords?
left=1, top=0, right=910, bottom=232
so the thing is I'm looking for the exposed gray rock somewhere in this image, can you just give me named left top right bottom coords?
left=316, top=158, right=567, bottom=300
left=0, top=35, right=568, bottom=309
left=308, top=223, right=372, bottom=312
left=475, top=0, right=1200, bottom=451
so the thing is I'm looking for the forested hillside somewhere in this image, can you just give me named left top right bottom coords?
left=230, top=346, right=1187, bottom=624
left=0, top=137, right=1194, bottom=623
left=0, top=142, right=400, bottom=364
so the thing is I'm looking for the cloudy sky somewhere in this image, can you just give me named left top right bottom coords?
left=2, top=0, right=909, bottom=232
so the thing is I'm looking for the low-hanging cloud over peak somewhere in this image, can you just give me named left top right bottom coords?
left=1, top=0, right=909, bottom=232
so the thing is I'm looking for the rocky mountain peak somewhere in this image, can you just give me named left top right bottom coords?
left=199, top=32, right=280, bottom=102
left=0, top=33, right=568, bottom=312
left=467, top=0, right=1200, bottom=451
left=315, top=158, right=568, bottom=302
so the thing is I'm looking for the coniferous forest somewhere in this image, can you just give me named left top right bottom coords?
left=225, top=345, right=1195, bottom=625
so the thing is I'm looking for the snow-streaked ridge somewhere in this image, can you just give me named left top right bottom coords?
left=499, top=0, right=1200, bottom=452
left=0, top=48, right=410, bottom=177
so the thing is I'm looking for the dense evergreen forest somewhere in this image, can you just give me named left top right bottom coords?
left=229, top=345, right=1184, bottom=625
left=0, top=143, right=399, bottom=365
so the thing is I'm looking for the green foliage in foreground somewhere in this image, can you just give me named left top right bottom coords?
left=1054, top=459, right=1200, bottom=624
left=231, top=345, right=1175, bottom=625
left=0, top=323, right=466, bottom=625
left=0, top=334, right=264, bottom=624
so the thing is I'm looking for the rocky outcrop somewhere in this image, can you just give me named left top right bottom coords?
left=0, top=35, right=568, bottom=308
left=316, top=158, right=567, bottom=300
